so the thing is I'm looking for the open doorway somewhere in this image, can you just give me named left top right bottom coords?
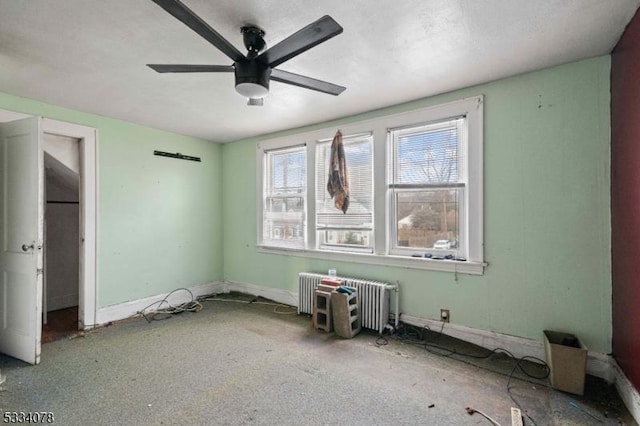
left=41, top=118, right=98, bottom=335
left=0, top=109, right=97, bottom=363
left=42, top=134, right=81, bottom=343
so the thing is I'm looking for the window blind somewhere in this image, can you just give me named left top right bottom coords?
left=315, top=133, right=373, bottom=251
left=392, top=118, right=465, bottom=186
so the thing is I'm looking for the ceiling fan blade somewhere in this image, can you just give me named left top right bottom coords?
left=147, top=64, right=234, bottom=73
left=258, top=15, right=343, bottom=68
left=150, top=0, right=244, bottom=62
left=270, top=69, right=346, bottom=96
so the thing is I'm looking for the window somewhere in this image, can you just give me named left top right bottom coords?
left=315, top=133, right=374, bottom=253
left=262, top=145, right=306, bottom=249
left=389, top=118, right=466, bottom=259
left=257, top=96, right=484, bottom=274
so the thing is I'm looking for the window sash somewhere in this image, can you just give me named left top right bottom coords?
left=390, top=186, right=466, bottom=257
left=391, top=118, right=466, bottom=186
left=389, top=117, right=467, bottom=256
left=262, top=145, right=306, bottom=249
left=315, top=133, right=374, bottom=252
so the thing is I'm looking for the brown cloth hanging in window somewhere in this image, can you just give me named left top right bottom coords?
left=326, top=130, right=350, bottom=213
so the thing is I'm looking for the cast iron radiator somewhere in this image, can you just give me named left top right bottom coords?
left=298, top=272, right=396, bottom=334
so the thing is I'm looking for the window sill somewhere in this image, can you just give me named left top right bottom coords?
left=256, top=246, right=485, bottom=275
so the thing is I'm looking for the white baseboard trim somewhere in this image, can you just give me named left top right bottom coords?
left=94, top=281, right=226, bottom=326
left=400, top=314, right=613, bottom=382
left=612, top=360, right=640, bottom=424
left=94, top=280, right=297, bottom=327
left=224, top=280, right=298, bottom=307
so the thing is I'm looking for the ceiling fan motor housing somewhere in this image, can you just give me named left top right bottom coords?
left=234, top=59, right=271, bottom=98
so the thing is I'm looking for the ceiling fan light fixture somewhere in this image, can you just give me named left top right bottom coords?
left=234, top=58, right=271, bottom=100
left=235, top=81, right=269, bottom=98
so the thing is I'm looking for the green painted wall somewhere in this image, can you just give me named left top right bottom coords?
left=0, top=55, right=611, bottom=352
left=0, top=92, right=224, bottom=307
left=222, top=56, right=612, bottom=353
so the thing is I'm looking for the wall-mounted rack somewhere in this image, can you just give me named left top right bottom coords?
left=153, top=150, right=201, bottom=162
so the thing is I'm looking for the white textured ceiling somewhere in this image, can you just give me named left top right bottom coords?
left=0, top=0, right=638, bottom=143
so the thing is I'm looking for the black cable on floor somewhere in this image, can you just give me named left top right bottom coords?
left=199, top=293, right=298, bottom=314
left=137, top=288, right=203, bottom=322
left=378, top=322, right=550, bottom=426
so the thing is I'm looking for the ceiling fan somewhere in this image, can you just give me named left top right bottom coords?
left=147, top=0, right=347, bottom=106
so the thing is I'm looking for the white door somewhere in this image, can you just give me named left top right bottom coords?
left=0, top=117, right=43, bottom=365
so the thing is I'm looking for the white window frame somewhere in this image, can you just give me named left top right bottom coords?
left=388, top=117, right=468, bottom=258
left=256, top=96, right=484, bottom=275
left=315, top=132, right=375, bottom=254
left=259, top=142, right=307, bottom=249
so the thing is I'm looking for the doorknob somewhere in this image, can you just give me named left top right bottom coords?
left=21, top=243, right=34, bottom=252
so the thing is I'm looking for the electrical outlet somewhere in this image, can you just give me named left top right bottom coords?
left=440, top=309, right=450, bottom=323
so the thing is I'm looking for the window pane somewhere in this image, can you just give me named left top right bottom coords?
left=390, top=118, right=467, bottom=256
left=395, top=189, right=462, bottom=251
left=316, top=134, right=373, bottom=252
left=318, top=230, right=372, bottom=251
left=263, top=146, right=306, bottom=248
left=394, top=119, right=464, bottom=185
